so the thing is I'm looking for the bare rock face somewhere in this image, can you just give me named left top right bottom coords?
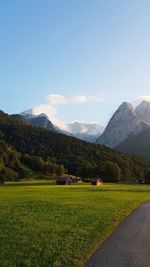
left=135, top=101, right=150, bottom=125
left=97, top=102, right=145, bottom=148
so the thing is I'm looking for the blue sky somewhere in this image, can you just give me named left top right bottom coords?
left=0, top=0, right=150, bottom=126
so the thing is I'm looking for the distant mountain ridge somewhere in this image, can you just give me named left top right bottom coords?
left=20, top=109, right=104, bottom=142
left=67, top=121, right=104, bottom=142
left=19, top=100, right=150, bottom=158
left=20, top=110, right=57, bottom=132
left=68, top=121, right=104, bottom=135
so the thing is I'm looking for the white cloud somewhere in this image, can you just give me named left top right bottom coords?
left=46, top=94, right=87, bottom=106
left=33, top=104, right=69, bottom=131
left=136, top=95, right=150, bottom=102
left=33, top=104, right=56, bottom=118
left=87, top=95, right=105, bottom=103
left=32, top=92, right=104, bottom=129
left=47, top=94, right=67, bottom=106
left=69, top=95, right=87, bottom=104
left=47, top=93, right=104, bottom=106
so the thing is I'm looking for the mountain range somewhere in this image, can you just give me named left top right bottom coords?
left=20, top=100, right=150, bottom=159
left=20, top=110, right=104, bottom=142
left=0, top=110, right=149, bottom=182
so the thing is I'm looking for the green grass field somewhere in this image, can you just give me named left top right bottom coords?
left=0, top=182, right=150, bottom=267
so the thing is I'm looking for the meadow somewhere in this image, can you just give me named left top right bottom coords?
left=0, top=182, right=150, bottom=267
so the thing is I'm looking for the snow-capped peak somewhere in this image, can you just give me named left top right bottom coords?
left=67, top=121, right=104, bottom=135
left=20, top=109, right=33, bottom=117
left=20, top=109, right=49, bottom=120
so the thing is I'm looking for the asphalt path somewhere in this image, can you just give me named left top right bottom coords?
left=85, top=201, right=150, bottom=267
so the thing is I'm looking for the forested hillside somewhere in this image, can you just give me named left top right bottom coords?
left=0, top=111, right=150, bottom=182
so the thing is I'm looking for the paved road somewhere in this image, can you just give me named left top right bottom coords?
left=85, top=201, right=150, bottom=267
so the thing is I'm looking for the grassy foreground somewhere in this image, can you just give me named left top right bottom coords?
left=0, top=183, right=150, bottom=267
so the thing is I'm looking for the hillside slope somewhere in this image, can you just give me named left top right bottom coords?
left=117, top=128, right=150, bottom=159
left=0, top=111, right=149, bottom=181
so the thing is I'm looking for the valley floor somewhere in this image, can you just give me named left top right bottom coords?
left=0, top=182, right=150, bottom=267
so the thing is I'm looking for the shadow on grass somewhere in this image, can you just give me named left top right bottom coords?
left=3, top=182, right=150, bottom=193
left=4, top=182, right=56, bottom=187
left=65, top=186, right=150, bottom=193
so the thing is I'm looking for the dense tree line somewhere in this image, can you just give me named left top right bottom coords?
left=0, top=139, right=65, bottom=182
left=0, top=139, right=21, bottom=182
left=0, top=111, right=150, bottom=183
left=22, top=154, right=65, bottom=176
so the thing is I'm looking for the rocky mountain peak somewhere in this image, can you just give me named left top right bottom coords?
left=117, top=101, right=134, bottom=114
left=135, top=100, right=150, bottom=124
left=20, top=109, right=56, bottom=131
left=97, top=102, right=144, bottom=148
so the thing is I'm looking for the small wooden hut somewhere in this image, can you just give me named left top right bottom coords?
left=56, top=176, right=74, bottom=185
left=72, top=177, right=83, bottom=184
left=91, top=178, right=103, bottom=186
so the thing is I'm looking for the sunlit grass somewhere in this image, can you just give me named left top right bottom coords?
left=0, top=183, right=150, bottom=267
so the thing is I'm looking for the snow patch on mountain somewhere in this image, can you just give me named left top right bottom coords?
left=68, top=121, right=104, bottom=135
left=20, top=109, right=34, bottom=118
